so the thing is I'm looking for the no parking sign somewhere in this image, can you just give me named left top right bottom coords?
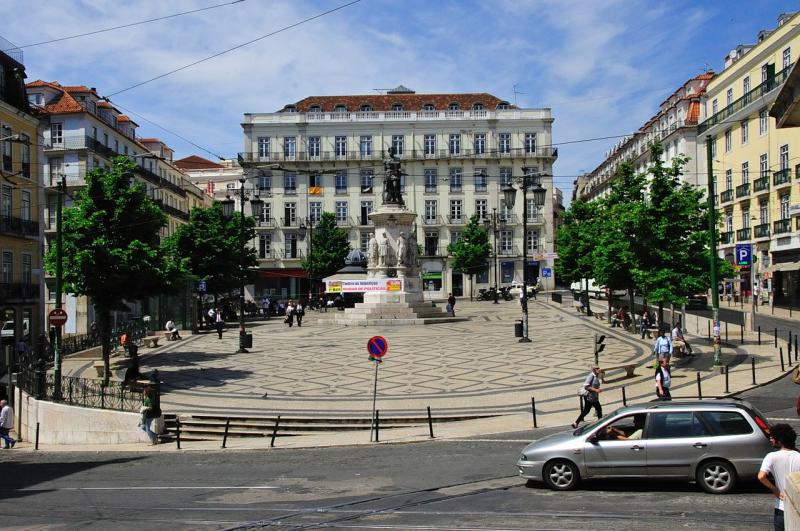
left=367, top=336, right=388, bottom=362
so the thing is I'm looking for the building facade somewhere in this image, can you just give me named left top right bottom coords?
left=25, top=80, right=207, bottom=332
left=698, top=12, right=800, bottom=306
left=237, top=87, right=557, bottom=299
left=0, top=37, right=44, bottom=351
left=575, top=73, right=713, bottom=202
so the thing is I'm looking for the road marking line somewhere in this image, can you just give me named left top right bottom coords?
left=20, top=486, right=278, bottom=491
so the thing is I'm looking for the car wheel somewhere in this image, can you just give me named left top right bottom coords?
left=696, top=459, right=737, bottom=494
left=543, top=459, right=580, bottom=491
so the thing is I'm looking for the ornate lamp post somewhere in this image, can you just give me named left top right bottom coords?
left=483, top=208, right=503, bottom=304
left=502, top=168, right=546, bottom=343
left=298, top=216, right=314, bottom=302
left=220, top=176, right=262, bottom=353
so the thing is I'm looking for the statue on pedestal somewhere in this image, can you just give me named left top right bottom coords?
left=397, top=232, right=408, bottom=266
left=382, top=147, right=404, bottom=206
left=406, top=232, right=418, bottom=267
left=367, top=233, right=379, bottom=269
left=378, top=232, right=389, bottom=267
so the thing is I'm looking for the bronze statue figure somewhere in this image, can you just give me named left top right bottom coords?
left=382, top=147, right=404, bottom=206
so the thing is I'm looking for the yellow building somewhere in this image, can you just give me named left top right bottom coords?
left=0, top=37, right=43, bottom=352
left=698, top=12, right=800, bottom=306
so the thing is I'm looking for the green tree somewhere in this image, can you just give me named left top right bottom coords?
left=301, top=211, right=351, bottom=283
left=46, top=157, right=174, bottom=385
left=555, top=199, right=601, bottom=310
left=162, top=202, right=257, bottom=299
left=447, top=214, right=490, bottom=300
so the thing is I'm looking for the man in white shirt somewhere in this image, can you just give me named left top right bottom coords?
left=0, top=400, right=15, bottom=449
left=759, top=423, right=800, bottom=531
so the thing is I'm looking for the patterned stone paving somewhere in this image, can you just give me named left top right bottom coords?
left=145, top=299, right=652, bottom=416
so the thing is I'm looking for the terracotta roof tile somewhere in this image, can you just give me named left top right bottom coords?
left=138, top=138, right=161, bottom=143
left=175, top=155, right=224, bottom=170
left=288, top=92, right=513, bottom=112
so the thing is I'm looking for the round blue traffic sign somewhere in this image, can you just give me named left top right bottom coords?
left=367, top=336, right=388, bottom=358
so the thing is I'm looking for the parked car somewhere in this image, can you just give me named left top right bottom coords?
left=508, top=282, right=537, bottom=298
left=517, top=399, right=772, bottom=494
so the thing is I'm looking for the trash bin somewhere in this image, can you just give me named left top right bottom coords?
left=514, top=320, right=523, bottom=338
left=242, top=333, right=253, bottom=349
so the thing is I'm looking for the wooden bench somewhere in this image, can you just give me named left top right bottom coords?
left=598, top=363, right=637, bottom=380
left=143, top=336, right=160, bottom=348
left=92, top=358, right=129, bottom=377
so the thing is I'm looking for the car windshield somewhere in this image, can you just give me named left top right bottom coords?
left=573, top=408, right=622, bottom=435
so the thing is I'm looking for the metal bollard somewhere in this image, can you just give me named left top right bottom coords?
left=696, top=372, right=702, bottom=400
left=176, top=418, right=181, bottom=450
left=751, top=356, right=757, bottom=385
left=222, top=417, right=230, bottom=449
left=740, top=323, right=744, bottom=345
left=708, top=322, right=711, bottom=339
left=790, top=332, right=793, bottom=356
left=622, top=387, right=627, bottom=407
left=780, top=347, right=786, bottom=372
left=375, top=410, right=380, bottom=443
left=530, top=398, right=537, bottom=429
left=35, top=421, right=40, bottom=451
left=270, top=415, right=280, bottom=448
left=795, top=336, right=798, bottom=360
left=776, top=328, right=779, bottom=348
left=725, top=365, right=730, bottom=394
left=725, top=322, right=728, bottom=342
left=758, top=326, right=761, bottom=345
left=428, top=406, right=435, bottom=437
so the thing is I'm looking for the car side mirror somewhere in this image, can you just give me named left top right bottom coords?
left=587, top=435, right=598, bottom=444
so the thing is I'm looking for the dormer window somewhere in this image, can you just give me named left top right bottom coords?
left=360, top=104, right=373, bottom=112
left=309, top=105, right=322, bottom=113
left=422, top=103, right=435, bottom=111
left=448, top=102, right=460, bottom=110
left=334, top=104, right=347, bottom=112
left=391, top=103, right=403, bottom=111
left=472, top=102, right=484, bottom=110
left=27, top=93, right=44, bottom=106
left=496, top=101, right=510, bottom=110
left=284, top=105, right=297, bottom=113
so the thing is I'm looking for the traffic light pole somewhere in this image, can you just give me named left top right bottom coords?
left=706, top=136, right=722, bottom=367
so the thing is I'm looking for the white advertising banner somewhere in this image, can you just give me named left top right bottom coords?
left=326, top=278, right=403, bottom=293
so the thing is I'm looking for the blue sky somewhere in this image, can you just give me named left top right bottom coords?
left=3, top=0, right=798, bottom=199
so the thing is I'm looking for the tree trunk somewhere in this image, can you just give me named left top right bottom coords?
left=469, top=274, right=474, bottom=302
left=97, top=304, right=111, bottom=387
left=657, top=302, right=664, bottom=331
left=583, top=278, right=591, bottom=316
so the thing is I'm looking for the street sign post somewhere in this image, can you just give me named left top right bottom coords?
left=367, top=335, right=388, bottom=442
left=541, top=268, right=552, bottom=278
left=198, top=280, right=207, bottom=292
left=49, top=308, right=68, bottom=327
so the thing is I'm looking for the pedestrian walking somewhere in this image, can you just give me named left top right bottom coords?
left=285, top=300, right=295, bottom=327
left=655, top=357, right=671, bottom=400
left=446, top=293, right=456, bottom=316
left=0, top=399, right=15, bottom=449
left=652, top=327, right=673, bottom=366
left=139, top=386, right=158, bottom=445
left=572, top=364, right=603, bottom=429
left=295, top=300, right=305, bottom=327
left=261, top=297, right=271, bottom=320
left=759, top=423, right=800, bottom=531
left=640, top=309, right=655, bottom=339
left=214, top=307, right=224, bottom=339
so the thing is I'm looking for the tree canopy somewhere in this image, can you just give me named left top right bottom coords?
left=301, top=212, right=351, bottom=280
left=448, top=214, right=490, bottom=297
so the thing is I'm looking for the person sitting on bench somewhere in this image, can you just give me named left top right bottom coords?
left=165, top=320, right=181, bottom=341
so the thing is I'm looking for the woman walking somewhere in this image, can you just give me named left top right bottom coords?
left=295, top=300, right=305, bottom=327
left=655, top=357, right=671, bottom=400
left=572, top=364, right=603, bottom=428
left=285, top=300, right=295, bottom=327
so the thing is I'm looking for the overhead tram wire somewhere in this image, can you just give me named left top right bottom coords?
left=4, top=0, right=247, bottom=51
left=105, top=0, right=363, bottom=98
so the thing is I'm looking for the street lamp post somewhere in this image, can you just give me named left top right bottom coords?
left=220, top=176, right=262, bottom=354
left=298, top=216, right=314, bottom=303
left=483, top=209, right=501, bottom=304
left=502, top=168, right=546, bottom=344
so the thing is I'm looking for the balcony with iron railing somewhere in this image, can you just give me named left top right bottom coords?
left=421, top=245, right=447, bottom=257
left=357, top=216, right=374, bottom=226
left=257, top=250, right=278, bottom=260
left=0, top=281, right=39, bottom=300
left=720, top=231, right=734, bottom=245
left=753, top=176, right=770, bottom=194
left=736, top=228, right=751, bottom=241
left=773, top=168, right=791, bottom=187
left=698, top=62, right=794, bottom=134
left=422, top=215, right=443, bottom=226
left=498, top=214, right=519, bottom=225
left=447, top=215, right=466, bottom=225
left=0, top=215, right=39, bottom=238
left=280, top=249, right=305, bottom=259
left=154, top=200, right=189, bottom=221
left=282, top=217, right=299, bottom=227
left=735, top=183, right=751, bottom=198
left=524, top=214, right=544, bottom=225
left=774, top=219, right=792, bottom=235
left=719, top=189, right=734, bottom=203
left=754, top=223, right=770, bottom=239
left=497, top=246, right=520, bottom=256
left=255, top=217, right=276, bottom=229
left=335, top=216, right=353, bottom=227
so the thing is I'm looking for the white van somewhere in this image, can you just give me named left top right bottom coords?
left=570, top=279, right=626, bottom=299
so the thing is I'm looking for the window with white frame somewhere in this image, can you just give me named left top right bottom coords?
left=759, top=108, right=768, bottom=134
left=726, top=88, right=733, bottom=106
left=309, top=105, right=321, bottom=113
left=360, top=231, right=371, bottom=252
left=725, top=169, right=732, bottom=191
left=449, top=134, right=461, bottom=155
left=741, top=161, right=749, bottom=184
left=449, top=167, right=462, bottom=192
left=360, top=104, right=372, bottom=112
left=781, top=192, right=790, bottom=220
left=725, top=211, right=733, bottom=233
left=21, top=190, right=30, bottom=220
left=450, top=199, right=462, bottom=222
left=334, top=104, right=346, bottom=113
left=51, top=123, right=63, bottom=146
left=450, top=231, right=462, bottom=246
left=759, top=201, right=769, bottom=224
left=1, top=250, right=12, bottom=283
left=20, top=133, right=29, bottom=177
left=424, top=134, right=436, bottom=155
left=499, top=167, right=512, bottom=186
left=499, top=133, right=511, bottom=154
left=258, top=234, right=272, bottom=259
left=741, top=120, right=749, bottom=144
left=743, top=76, right=750, bottom=94
left=335, top=201, right=348, bottom=222
left=2, top=125, right=12, bottom=171
left=309, top=201, right=321, bottom=223
left=474, top=168, right=487, bottom=191
left=424, top=200, right=437, bottom=222
left=259, top=202, right=271, bottom=224
left=1, top=184, right=11, bottom=217
left=780, top=144, right=789, bottom=170
left=335, top=136, right=347, bottom=157
left=22, top=253, right=31, bottom=285
left=284, top=136, right=296, bottom=158
left=526, top=198, right=538, bottom=222
left=335, top=171, right=348, bottom=193
left=474, top=133, right=485, bottom=154
left=475, top=199, right=487, bottom=220
left=500, top=230, right=513, bottom=253
left=500, top=200, right=513, bottom=222
left=742, top=206, right=750, bottom=229
left=526, top=230, right=539, bottom=253
left=712, top=99, right=718, bottom=115
left=423, top=103, right=435, bottom=111
left=391, top=135, right=404, bottom=155
left=360, top=135, right=372, bottom=157
left=284, top=173, right=297, bottom=193
left=308, top=136, right=320, bottom=158
left=360, top=200, right=373, bottom=224
left=724, top=129, right=732, bottom=152
left=284, top=233, right=298, bottom=258
left=424, top=168, right=437, bottom=192
left=284, top=202, right=296, bottom=225
left=424, top=231, right=439, bottom=255
left=392, top=103, right=403, bottom=111
left=309, top=173, right=322, bottom=190
left=784, top=47, right=791, bottom=70
left=360, top=169, right=373, bottom=193
left=258, top=174, right=271, bottom=192
left=760, top=153, right=768, bottom=178
left=710, top=136, right=717, bottom=158
left=525, top=132, right=537, bottom=154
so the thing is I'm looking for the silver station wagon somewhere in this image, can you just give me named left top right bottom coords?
left=517, top=399, right=773, bottom=493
